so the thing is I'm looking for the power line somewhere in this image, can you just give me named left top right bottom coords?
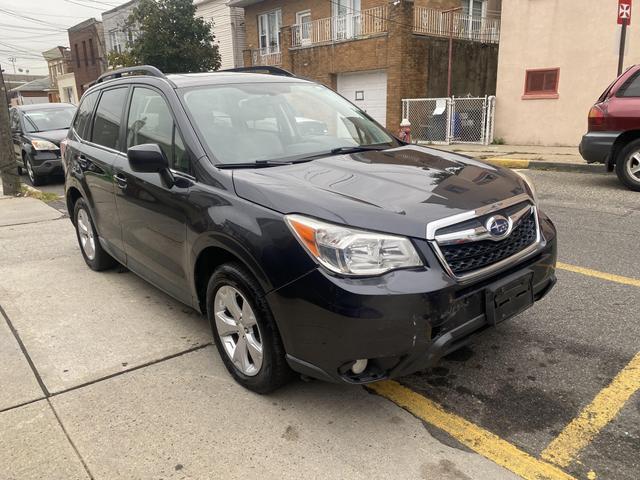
left=0, top=8, right=67, bottom=31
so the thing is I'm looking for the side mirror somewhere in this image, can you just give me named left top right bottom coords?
left=127, top=144, right=174, bottom=188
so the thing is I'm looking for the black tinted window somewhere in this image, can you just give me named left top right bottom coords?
left=619, top=72, right=640, bottom=97
left=92, top=88, right=128, bottom=150
left=73, top=91, right=98, bottom=140
left=127, top=87, right=190, bottom=174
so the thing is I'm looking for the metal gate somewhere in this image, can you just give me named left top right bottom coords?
left=401, top=96, right=496, bottom=145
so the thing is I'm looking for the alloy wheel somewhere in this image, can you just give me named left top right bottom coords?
left=626, top=151, right=640, bottom=182
left=26, top=157, right=35, bottom=184
left=76, top=208, right=96, bottom=260
left=214, top=285, right=263, bottom=376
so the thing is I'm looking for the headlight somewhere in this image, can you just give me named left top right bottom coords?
left=285, top=214, right=423, bottom=276
left=515, top=170, right=538, bottom=203
left=31, top=139, right=59, bottom=151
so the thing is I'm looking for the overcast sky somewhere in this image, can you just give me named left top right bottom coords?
left=0, top=0, right=124, bottom=76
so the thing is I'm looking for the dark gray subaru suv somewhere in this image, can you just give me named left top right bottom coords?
left=63, top=66, right=557, bottom=393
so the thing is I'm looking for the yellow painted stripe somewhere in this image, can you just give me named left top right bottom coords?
left=485, top=158, right=531, bottom=169
left=368, top=380, right=576, bottom=480
left=541, top=352, right=640, bottom=468
left=557, top=262, right=640, bottom=288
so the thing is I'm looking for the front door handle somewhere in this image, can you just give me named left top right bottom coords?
left=114, top=173, right=127, bottom=189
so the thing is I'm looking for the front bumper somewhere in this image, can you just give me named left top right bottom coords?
left=32, top=151, right=63, bottom=175
left=267, top=212, right=557, bottom=384
left=579, top=131, right=620, bottom=164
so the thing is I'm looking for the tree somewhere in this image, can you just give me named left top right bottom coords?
left=0, top=66, right=19, bottom=196
left=123, top=0, right=221, bottom=73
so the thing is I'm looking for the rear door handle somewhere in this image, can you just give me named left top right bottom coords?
left=114, top=173, right=127, bottom=189
left=76, top=154, right=89, bottom=169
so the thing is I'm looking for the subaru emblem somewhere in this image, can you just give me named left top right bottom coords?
left=486, top=215, right=511, bottom=239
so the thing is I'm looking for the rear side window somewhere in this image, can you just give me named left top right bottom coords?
left=92, top=87, right=128, bottom=150
left=73, top=91, right=98, bottom=140
left=126, top=87, right=190, bottom=174
left=618, top=72, right=640, bottom=97
left=10, top=110, right=20, bottom=131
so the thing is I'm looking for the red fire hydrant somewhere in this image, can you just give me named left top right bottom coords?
left=398, top=118, right=411, bottom=143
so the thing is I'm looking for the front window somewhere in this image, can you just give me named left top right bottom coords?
left=22, top=107, right=76, bottom=133
left=180, top=82, right=396, bottom=165
left=258, top=10, right=281, bottom=55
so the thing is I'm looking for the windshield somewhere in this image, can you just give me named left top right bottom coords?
left=22, top=107, right=76, bottom=133
left=180, top=82, right=396, bottom=165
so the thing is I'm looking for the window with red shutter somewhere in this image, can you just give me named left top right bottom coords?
left=523, top=68, right=560, bottom=99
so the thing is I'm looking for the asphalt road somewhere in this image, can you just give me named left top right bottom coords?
left=402, top=169, right=640, bottom=480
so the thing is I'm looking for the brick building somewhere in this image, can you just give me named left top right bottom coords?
left=231, top=0, right=501, bottom=130
left=68, top=18, right=107, bottom=96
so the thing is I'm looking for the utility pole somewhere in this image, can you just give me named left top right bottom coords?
left=444, top=7, right=463, bottom=97
left=618, top=18, right=628, bottom=76
left=0, top=65, right=20, bottom=196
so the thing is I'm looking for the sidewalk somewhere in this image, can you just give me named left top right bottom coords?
left=0, top=195, right=518, bottom=480
left=430, top=143, right=603, bottom=173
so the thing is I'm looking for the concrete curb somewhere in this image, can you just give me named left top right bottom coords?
left=485, top=157, right=603, bottom=174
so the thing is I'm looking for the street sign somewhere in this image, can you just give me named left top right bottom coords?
left=618, top=0, right=632, bottom=25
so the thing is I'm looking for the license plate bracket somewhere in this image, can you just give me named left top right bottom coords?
left=485, top=271, right=534, bottom=325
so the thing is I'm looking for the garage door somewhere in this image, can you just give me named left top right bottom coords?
left=337, top=70, right=387, bottom=127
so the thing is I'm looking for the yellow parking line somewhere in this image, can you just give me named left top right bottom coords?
left=368, top=380, right=576, bottom=480
left=556, top=262, right=640, bottom=288
left=541, top=352, right=640, bottom=468
left=485, top=158, right=531, bottom=169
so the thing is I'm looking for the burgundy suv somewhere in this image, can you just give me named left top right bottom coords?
left=580, top=65, right=640, bottom=191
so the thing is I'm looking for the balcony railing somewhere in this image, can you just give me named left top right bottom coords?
left=413, top=7, right=500, bottom=44
left=251, top=49, right=282, bottom=66
left=291, top=6, right=388, bottom=48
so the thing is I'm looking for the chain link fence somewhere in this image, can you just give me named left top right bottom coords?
left=401, top=96, right=496, bottom=145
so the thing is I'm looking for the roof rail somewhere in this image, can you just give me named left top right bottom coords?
left=221, top=66, right=296, bottom=77
left=93, top=65, right=167, bottom=86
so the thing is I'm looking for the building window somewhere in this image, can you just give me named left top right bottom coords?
left=523, top=68, right=560, bottom=99
left=258, top=9, right=281, bottom=55
left=296, top=10, right=312, bottom=42
left=110, top=29, right=121, bottom=53
left=89, top=38, right=95, bottom=65
left=82, top=40, right=88, bottom=67
left=74, top=44, right=80, bottom=68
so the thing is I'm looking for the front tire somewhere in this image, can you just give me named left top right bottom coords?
left=24, top=154, right=46, bottom=187
left=73, top=198, right=117, bottom=271
left=206, top=263, right=292, bottom=393
left=615, top=140, right=640, bottom=191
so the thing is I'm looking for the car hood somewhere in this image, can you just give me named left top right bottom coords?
left=29, top=129, right=69, bottom=146
left=233, top=145, right=529, bottom=238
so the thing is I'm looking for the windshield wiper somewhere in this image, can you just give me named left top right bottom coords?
left=292, top=144, right=392, bottom=163
left=216, top=160, right=293, bottom=169
left=329, top=145, right=391, bottom=154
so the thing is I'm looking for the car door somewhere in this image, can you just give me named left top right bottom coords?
left=69, top=87, right=128, bottom=263
left=112, top=85, right=195, bottom=303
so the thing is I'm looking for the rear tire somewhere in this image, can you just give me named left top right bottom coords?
left=73, top=198, right=117, bottom=271
left=206, top=263, right=292, bottom=393
left=615, top=139, right=640, bottom=191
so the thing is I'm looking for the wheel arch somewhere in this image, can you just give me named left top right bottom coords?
left=610, top=130, right=640, bottom=168
left=66, top=186, right=83, bottom=224
left=192, top=241, right=272, bottom=315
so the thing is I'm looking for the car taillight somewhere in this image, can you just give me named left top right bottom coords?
left=60, top=138, right=68, bottom=158
left=588, top=104, right=606, bottom=130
